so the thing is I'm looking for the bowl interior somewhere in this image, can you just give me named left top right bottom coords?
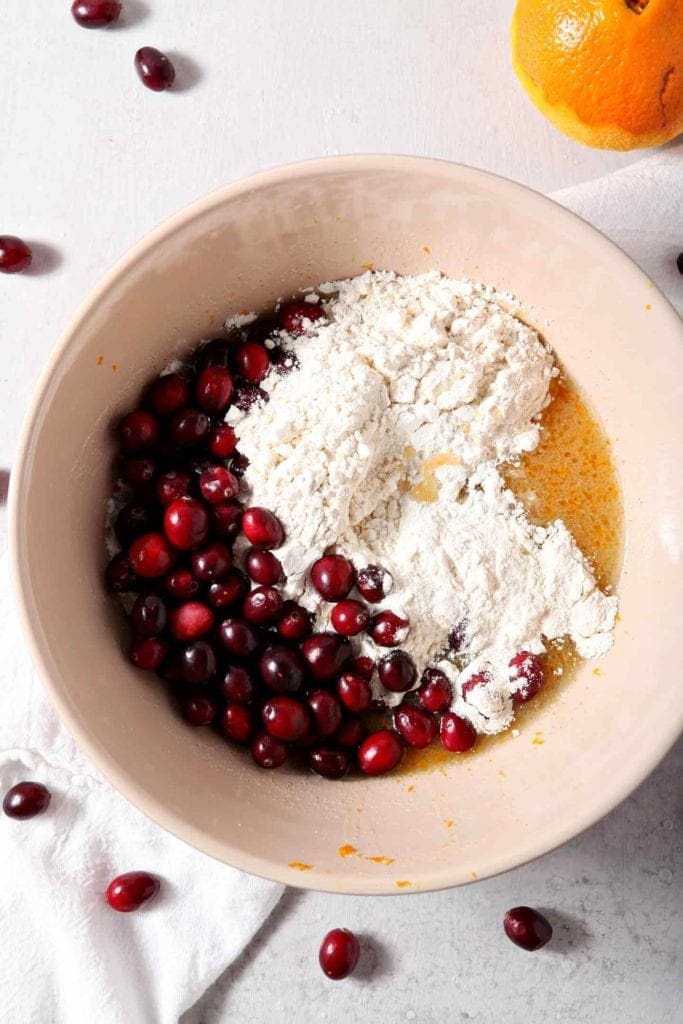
left=11, top=157, right=683, bottom=893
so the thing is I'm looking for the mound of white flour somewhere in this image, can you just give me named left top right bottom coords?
left=227, top=271, right=617, bottom=734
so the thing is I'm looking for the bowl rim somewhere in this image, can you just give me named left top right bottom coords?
left=8, top=154, right=683, bottom=895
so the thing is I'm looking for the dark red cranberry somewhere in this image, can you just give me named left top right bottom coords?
left=0, top=235, right=32, bottom=273
left=220, top=666, right=256, bottom=704
left=301, top=633, right=351, bottom=681
left=199, top=466, right=239, bottom=504
left=332, top=715, right=366, bottom=748
left=276, top=601, right=312, bottom=641
left=369, top=610, right=409, bottom=647
left=106, top=552, right=138, bottom=592
left=179, top=692, right=217, bottom=726
left=134, top=46, right=175, bottom=91
left=219, top=702, right=255, bottom=744
left=245, top=548, right=283, bottom=585
left=210, top=500, right=243, bottom=539
left=122, top=456, right=157, bottom=487
left=230, top=451, right=250, bottom=476
left=115, top=502, right=156, bottom=547
left=71, top=0, right=121, bottom=27
left=509, top=651, right=544, bottom=703
left=347, top=655, right=375, bottom=680
left=440, top=712, right=477, bottom=753
left=271, top=346, right=298, bottom=375
left=129, top=531, right=174, bottom=578
left=417, top=668, right=452, bottom=713
left=279, top=300, right=325, bottom=336
left=145, top=372, right=190, bottom=416
left=3, top=782, right=51, bottom=819
left=319, top=928, right=360, bottom=980
left=461, top=671, right=491, bottom=699
left=180, top=640, right=217, bottom=683
left=243, top=586, right=283, bottom=625
left=251, top=732, right=288, bottom=769
left=195, top=338, right=231, bottom=373
left=357, top=564, right=392, bottom=603
left=258, top=645, right=306, bottom=694
left=336, top=673, right=372, bottom=713
left=234, top=341, right=270, bottom=382
left=504, top=907, right=553, bottom=951
left=262, top=696, right=310, bottom=742
left=168, top=407, right=209, bottom=448
left=156, top=470, right=192, bottom=506
left=307, top=690, right=342, bottom=737
left=157, top=647, right=183, bottom=683
left=130, top=636, right=167, bottom=670
left=196, top=366, right=234, bottom=414
left=191, top=542, right=232, bottom=582
left=377, top=650, right=416, bottom=692
left=233, top=382, right=268, bottom=412
left=163, top=567, right=200, bottom=601
left=163, top=498, right=209, bottom=551
left=207, top=570, right=249, bottom=609
left=448, top=618, right=469, bottom=652
left=310, top=555, right=355, bottom=601
left=131, top=594, right=167, bottom=637
left=394, top=706, right=437, bottom=749
left=219, top=618, right=260, bottom=658
left=207, top=423, right=237, bottom=459
left=169, top=601, right=214, bottom=640
left=106, top=872, right=160, bottom=912
left=242, top=507, right=284, bottom=549
left=119, top=410, right=159, bottom=452
left=309, top=747, right=350, bottom=780
left=358, top=729, right=403, bottom=775
left=330, top=599, right=369, bottom=637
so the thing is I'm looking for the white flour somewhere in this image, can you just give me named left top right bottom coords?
left=228, top=271, right=618, bottom=734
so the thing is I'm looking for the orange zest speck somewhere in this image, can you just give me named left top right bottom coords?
left=365, top=855, right=395, bottom=866
left=395, top=880, right=412, bottom=888
left=338, top=844, right=358, bottom=858
left=288, top=860, right=314, bottom=871
left=97, top=355, right=104, bottom=366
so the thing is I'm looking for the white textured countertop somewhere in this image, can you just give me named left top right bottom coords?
left=1, top=3, right=680, bottom=1022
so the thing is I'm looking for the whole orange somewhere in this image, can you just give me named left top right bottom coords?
left=511, top=0, right=683, bottom=149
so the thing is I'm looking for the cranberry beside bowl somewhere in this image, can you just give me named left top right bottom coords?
left=9, top=157, right=683, bottom=894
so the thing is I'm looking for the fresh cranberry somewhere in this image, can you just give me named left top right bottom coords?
left=106, top=872, right=160, bottom=912
left=310, top=555, right=355, bottom=601
left=207, top=570, right=249, bottom=609
left=448, top=618, right=469, bottom=652
left=251, top=732, right=288, bottom=769
left=332, top=715, right=366, bottom=748
left=220, top=666, right=256, bottom=704
left=219, top=618, right=260, bottom=658
left=279, top=301, right=325, bottom=336
left=394, top=706, right=437, bottom=749
left=195, top=338, right=231, bottom=372
left=122, top=456, right=157, bottom=487
left=134, top=46, right=175, bottom=91
left=336, top=673, right=372, bottom=713
left=357, top=564, right=392, bottom=603
left=369, top=610, right=409, bottom=647
left=145, top=372, right=190, bottom=416
left=318, top=927, right=360, bottom=979
left=307, top=691, right=343, bottom=737
left=233, top=382, right=268, bottom=412
left=2, top=782, right=51, bottom=819
left=169, top=601, right=214, bottom=641
left=191, top=542, right=232, bottom=582
left=309, top=747, right=350, bottom=780
left=106, top=552, right=138, bottom=592
left=509, top=652, right=544, bottom=703
left=358, top=730, right=403, bottom=775
left=163, top=498, right=209, bottom=551
left=461, top=671, right=491, bottom=699
left=180, top=640, right=217, bottom=683
left=504, top=907, right=553, bottom=951
left=157, top=648, right=183, bottom=683
left=207, top=423, right=237, bottom=458
left=243, top=586, right=283, bottom=625
left=0, top=235, right=32, bottom=273
left=242, top=507, right=284, bottom=549
left=245, top=548, right=283, bottom=585
left=163, top=567, right=200, bottom=601
left=234, top=341, right=270, bottom=382
left=347, top=655, right=375, bottom=680
left=71, top=0, right=121, bottom=27
left=119, top=410, right=159, bottom=452
left=210, top=501, right=243, bottom=539
left=219, top=702, right=255, bottom=745
left=262, top=696, right=310, bottom=742
left=417, top=668, right=452, bottom=713
left=301, top=633, right=351, bottom=681
left=199, top=467, right=239, bottom=504
left=330, top=599, right=369, bottom=636
left=230, top=451, right=250, bottom=476
left=196, top=366, right=234, bottom=414
left=130, top=594, right=167, bottom=637
left=156, top=470, right=192, bottom=506
left=169, top=407, right=209, bottom=448
left=129, top=531, right=174, bottom=578
left=377, top=650, right=416, bottom=692
left=440, top=713, right=477, bottom=753
left=130, top=636, right=167, bottom=670
left=258, top=645, right=306, bottom=693
left=115, top=502, right=156, bottom=547
left=179, top=692, right=217, bottom=725
left=276, top=601, right=312, bottom=641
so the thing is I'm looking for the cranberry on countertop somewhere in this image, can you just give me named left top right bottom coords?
left=196, top=365, right=234, bottom=414
left=234, top=341, right=270, bottom=382
left=242, top=507, right=284, bottom=549
left=310, top=555, right=355, bottom=601
left=169, top=601, right=214, bottom=641
left=276, top=601, right=312, bottom=641
left=245, top=548, right=283, bottom=586
left=336, top=672, right=372, bottom=713
left=509, top=651, right=544, bottom=703
left=71, top=0, right=121, bottom=27
left=394, top=705, right=437, bottom=749
left=0, top=235, right=32, bottom=273
left=368, top=610, right=409, bottom=647
left=319, top=928, right=361, bottom=980
left=179, top=692, right=217, bottom=726
left=330, top=599, right=369, bottom=637
left=309, top=747, right=350, bottom=780
left=306, top=690, right=342, bottom=737
left=243, top=586, right=283, bottom=626
left=357, top=730, right=403, bottom=775
left=163, top=498, right=209, bottom=551
left=219, top=702, right=255, bottom=745
left=279, top=301, right=326, bottom=336
left=301, top=633, right=351, bottom=682
left=191, top=541, right=232, bottom=582
left=262, top=696, right=310, bottom=742
left=356, top=564, right=392, bottom=603
left=219, top=618, right=260, bottom=658
left=207, top=422, right=238, bottom=459
left=3, top=781, right=51, bottom=819
left=504, top=907, right=553, bottom=951
left=417, top=668, right=452, bottom=713
left=251, top=731, right=288, bottom=769
left=180, top=640, right=217, bottom=684
left=134, top=47, right=176, bottom=91
left=145, top=372, right=190, bottom=417
left=377, top=650, right=416, bottom=692
left=440, top=712, right=477, bottom=753
left=129, top=531, right=174, bottom=578
left=106, top=871, right=160, bottom=912
left=119, top=410, right=159, bottom=453
left=258, top=645, right=306, bottom=694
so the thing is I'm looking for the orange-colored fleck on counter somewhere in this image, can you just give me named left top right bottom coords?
left=288, top=861, right=314, bottom=871
left=338, top=844, right=358, bottom=858
left=395, top=880, right=412, bottom=888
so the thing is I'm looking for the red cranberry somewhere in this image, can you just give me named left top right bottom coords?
left=462, top=671, right=491, bottom=699
left=262, top=696, right=310, bottom=742
left=119, top=410, right=159, bottom=453
left=377, top=650, right=416, bottom=692
left=106, top=552, right=138, bottom=592
left=271, top=346, right=298, bottom=374
left=301, top=633, right=351, bottom=681
left=319, top=928, right=360, bottom=982
left=191, top=541, right=232, bottom=582
left=131, top=594, right=167, bottom=637
left=242, top=507, right=284, bottom=549
left=357, top=564, right=392, bottom=603
left=276, top=601, right=312, bottom=641
left=179, top=692, right=217, bottom=726
left=230, top=451, right=250, bottom=476
left=509, top=652, right=544, bottom=703
left=180, top=640, right=217, bottom=683
left=219, top=617, right=260, bottom=658
left=129, top=531, right=174, bottom=578
left=504, top=907, right=553, bottom=951
left=169, top=407, right=209, bottom=448
left=347, top=655, right=375, bottom=680
left=310, top=555, right=355, bottom=601
left=207, top=423, right=237, bottom=459
left=309, top=747, right=350, bottom=780
left=134, top=46, right=175, bottom=91
left=199, top=467, right=239, bottom=504
left=130, top=636, right=167, bottom=670
left=245, top=548, right=283, bottom=585
left=279, top=301, right=325, bottom=336
left=156, top=470, right=192, bottom=506
left=220, top=666, right=256, bottom=704
left=394, top=706, right=437, bottom=749
left=122, top=456, right=157, bottom=487
left=207, top=570, right=249, bottom=608
left=164, top=498, right=209, bottom=551
left=358, top=730, right=403, bottom=775
left=234, top=341, right=270, bottom=382
left=163, top=567, right=200, bottom=601
left=196, top=366, right=234, bottom=414
left=369, top=610, right=409, bottom=647
left=448, top=618, right=469, bottom=652
left=115, top=502, right=156, bottom=547
left=195, top=338, right=231, bottom=372
left=0, top=235, right=32, bottom=273
left=251, top=732, right=288, bottom=769
left=307, top=690, right=343, bottom=737
left=157, top=648, right=183, bottom=683
left=145, top=372, right=189, bottom=416
left=106, top=872, right=160, bottom=912
left=258, top=645, right=306, bottom=694
left=330, top=599, right=369, bottom=636
left=207, top=501, right=241, bottom=540
left=243, top=586, right=283, bottom=625
left=440, top=712, right=477, bottom=753
left=169, top=601, right=214, bottom=640
left=219, top=702, right=255, bottom=744
left=336, top=672, right=372, bottom=713
left=233, top=382, right=268, bottom=412
left=417, top=668, right=452, bottom=713
left=71, top=0, right=121, bottom=27
left=332, top=715, right=366, bottom=748
left=3, top=782, right=51, bottom=819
